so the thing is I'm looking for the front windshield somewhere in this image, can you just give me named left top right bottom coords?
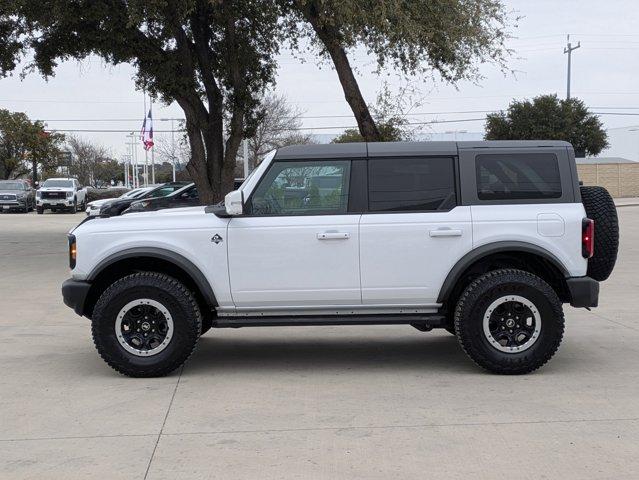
left=131, top=188, right=151, bottom=199
left=43, top=179, right=73, bottom=188
left=143, top=184, right=183, bottom=199
left=0, top=181, right=25, bottom=191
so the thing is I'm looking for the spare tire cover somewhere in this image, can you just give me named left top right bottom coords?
left=580, top=185, right=619, bottom=281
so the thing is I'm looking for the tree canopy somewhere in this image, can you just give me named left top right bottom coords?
left=283, top=0, right=512, bottom=141
left=1, top=0, right=283, bottom=202
left=485, top=95, right=609, bottom=157
left=1, top=0, right=513, bottom=200
left=0, top=109, right=64, bottom=181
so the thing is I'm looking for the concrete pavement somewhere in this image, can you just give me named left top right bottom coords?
left=1, top=209, right=639, bottom=479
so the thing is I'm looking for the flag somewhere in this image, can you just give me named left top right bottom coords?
left=140, top=109, right=154, bottom=151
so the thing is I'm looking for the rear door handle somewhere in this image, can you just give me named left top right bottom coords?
left=429, top=228, right=463, bottom=237
left=317, top=232, right=350, bottom=240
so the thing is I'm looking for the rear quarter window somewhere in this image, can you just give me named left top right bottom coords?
left=476, top=153, right=562, bottom=200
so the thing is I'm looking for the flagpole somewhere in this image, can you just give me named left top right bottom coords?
left=143, top=90, right=149, bottom=187
left=150, top=101, right=156, bottom=184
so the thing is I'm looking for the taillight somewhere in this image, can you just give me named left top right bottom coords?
left=68, top=234, right=77, bottom=269
left=582, top=218, right=594, bottom=258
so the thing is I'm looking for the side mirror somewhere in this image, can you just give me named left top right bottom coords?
left=225, top=189, right=244, bottom=216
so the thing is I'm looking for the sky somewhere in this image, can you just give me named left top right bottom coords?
left=1, top=0, right=639, bottom=160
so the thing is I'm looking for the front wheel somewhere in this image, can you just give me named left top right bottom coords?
left=454, top=269, right=564, bottom=375
left=91, top=272, right=202, bottom=377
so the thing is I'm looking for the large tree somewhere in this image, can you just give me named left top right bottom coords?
left=485, top=95, right=609, bottom=157
left=2, top=0, right=513, bottom=200
left=283, top=0, right=512, bottom=141
left=0, top=0, right=282, bottom=202
left=0, top=109, right=64, bottom=181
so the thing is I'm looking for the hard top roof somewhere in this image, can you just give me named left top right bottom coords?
left=274, top=140, right=572, bottom=159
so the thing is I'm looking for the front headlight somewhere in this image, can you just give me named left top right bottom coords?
left=36, top=191, right=41, bottom=198
left=66, top=191, right=74, bottom=198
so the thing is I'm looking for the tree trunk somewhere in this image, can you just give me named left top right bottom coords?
left=301, top=3, right=381, bottom=142
left=181, top=111, right=236, bottom=205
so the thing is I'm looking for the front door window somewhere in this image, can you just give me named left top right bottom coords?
left=248, top=161, right=351, bottom=216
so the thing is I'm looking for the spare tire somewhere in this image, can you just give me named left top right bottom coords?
left=580, top=186, right=619, bottom=281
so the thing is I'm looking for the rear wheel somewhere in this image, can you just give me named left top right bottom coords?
left=454, top=269, right=564, bottom=375
left=91, top=272, right=202, bottom=377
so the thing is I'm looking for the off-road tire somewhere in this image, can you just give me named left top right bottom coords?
left=454, top=269, right=564, bottom=375
left=580, top=185, right=619, bottom=281
left=91, top=272, right=201, bottom=377
left=36, top=206, right=43, bottom=214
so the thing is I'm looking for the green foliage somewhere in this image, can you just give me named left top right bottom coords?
left=283, top=0, right=512, bottom=83
left=485, top=95, right=609, bottom=157
left=0, top=109, right=64, bottom=180
left=0, top=0, right=283, bottom=202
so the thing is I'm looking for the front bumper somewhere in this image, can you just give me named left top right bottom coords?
left=566, top=276, right=599, bottom=308
left=62, top=279, right=91, bottom=316
left=0, top=200, right=26, bottom=211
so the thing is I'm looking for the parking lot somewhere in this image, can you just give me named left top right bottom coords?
left=1, top=207, right=638, bottom=479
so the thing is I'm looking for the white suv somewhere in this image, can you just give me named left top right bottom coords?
left=61, top=141, right=619, bottom=377
left=37, top=178, right=87, bottom=214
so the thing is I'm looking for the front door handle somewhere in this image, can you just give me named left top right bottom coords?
left=317, top=232, right=350, bottom=240
left=429, top=228, right=463, bottom=237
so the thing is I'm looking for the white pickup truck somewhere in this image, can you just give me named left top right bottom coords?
left=37, top=177, right=87, bottom=214
left=61, top=141, right=619, bottom=377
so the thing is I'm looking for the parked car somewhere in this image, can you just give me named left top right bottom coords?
left=124, top=183, right=199, bottom=214
left=62, top=141, right=619, bottom=377
left=86, top=187, right=153, bottom=216
left=99, top=182, right=189, bottom=217
left=0, top=180, right=36, bottom=213
left=37, top=178, right=87, bottom=214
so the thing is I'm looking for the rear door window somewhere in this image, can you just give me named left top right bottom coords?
left=476, top=154, right=562, bottom=200
left=368, top=157, right=456, bottom=212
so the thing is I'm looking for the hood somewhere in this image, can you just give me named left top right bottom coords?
left=126, top=205, right=208, bottom=217
left=72, top=205, right=226, bottom=235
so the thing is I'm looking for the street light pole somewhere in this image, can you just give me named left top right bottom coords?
left=564, top=34, right=580, bottom=100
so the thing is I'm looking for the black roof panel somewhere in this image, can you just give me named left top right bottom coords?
left=274, top=140, right=572, bottom=160
left=274, top=143, right=367, bottom=160
left=367, top=141, right=457, bottom=157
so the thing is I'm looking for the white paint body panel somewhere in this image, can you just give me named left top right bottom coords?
left=227, top=215, right=361, bottom=307
left=71, top=206, right=234, bottom=307
left=471, top=203, right=587, bottom=277
left=359, top=207, right=473, bottom=305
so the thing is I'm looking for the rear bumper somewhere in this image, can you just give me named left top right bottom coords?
left=61, top=279, right=91, bottom=316
left=566, top=276, right=599, bottom=308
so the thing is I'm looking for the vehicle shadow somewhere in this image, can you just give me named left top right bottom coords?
left=185, top=331, right=479, bottom=375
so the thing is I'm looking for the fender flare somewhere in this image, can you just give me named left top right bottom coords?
left=436, top=241, right=569, bottom=303
left=87, top=247, right=217, bottom=307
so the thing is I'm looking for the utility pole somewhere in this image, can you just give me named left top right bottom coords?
left=564, top=34, right=580, bottom=100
